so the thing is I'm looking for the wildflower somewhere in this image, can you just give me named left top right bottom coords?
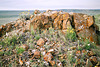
left=66, top=29, right=69, bottom=32
left=67, top=27, right=69, bottom=29
left=88, top=44, right=90, bottom=46
left=70, top=30, right=74, bottom=33
left=72, top=29, right=74, bottom=31
left=92, top=42, right=94, bottom=43
left=28, top=10, right=30, bottom=11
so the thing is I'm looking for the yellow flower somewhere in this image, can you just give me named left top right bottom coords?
left=70, top=30, right=74, bottom=33
left=66, top=29, right=69, bottom=32
left=72, top=29, right=74, bottom=31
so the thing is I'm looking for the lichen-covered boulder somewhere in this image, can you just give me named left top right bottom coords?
left=37, top=38, right=45, bottom=47
left=72, top=13, right=99, bottom=44
left=34, top=10, right=40, bottom=14
left=30, top=11, right=99, bottom=44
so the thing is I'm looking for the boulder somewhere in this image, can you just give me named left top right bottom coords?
left=51, top=11, right=58, bottom=20
left=77, top=28, right=98, bottom=43
left=34, top=10, right=40, bottom=14
left=43, top=52, right=53, bottom=62
left=37, top=38, right=45, bottom=47
left=20, top=44, right=29, bottom=51
left=89, top=56, right=97, bottom=65
left=73, top=13, right=98, bottom=44
left=49, top=61, right=55, bottom=66
left=33, top=49, right=40, bottom=58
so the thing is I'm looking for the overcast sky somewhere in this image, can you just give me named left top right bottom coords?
left=0, top=0, right=100, bottom=10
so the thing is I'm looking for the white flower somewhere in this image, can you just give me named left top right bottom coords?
left=38, top=60, right=40, bottom=62
left=88, top=44, right=90, bottom=46
left=6, top=32, right=8, bottom=36
left=25, top=61, right=30, bottom=66
left=68, top=49, right=70, bottom=51
left=75, top=56, right=77, bottom=58
left=44, top=61, right=49, bottom=66
left=42, top=51, right=46, bottom=55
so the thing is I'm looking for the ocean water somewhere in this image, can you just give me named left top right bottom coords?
left=0, top=9, right=100, bottom=26
left=0, top=10, right=34, bottom=26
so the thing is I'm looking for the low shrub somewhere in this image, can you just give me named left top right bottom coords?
left=65, top=27, right=77, bottom=41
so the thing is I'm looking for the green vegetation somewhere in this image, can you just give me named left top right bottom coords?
left=16, top=46, right=25, bottom=54
left=65, top=27, right=77, bottom=41
left=19, top=10, right=31, bottom=20
left=80, top=39, right=97, bottom=50
left=35, top=35, right=40, bottom=40
left=30, top=25, right=35, bottom=36
left=0, top=35, right=17, bottom=48
left=94, top=14, right=100, bottom=31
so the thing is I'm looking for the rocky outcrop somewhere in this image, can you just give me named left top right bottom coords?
left=0, top=10, right=99, bottom=44
left=0, top=19, right=31, bottom=37
left=72, top=13, right=98, bottom=43
left=30, top=10, right=99, bottom=44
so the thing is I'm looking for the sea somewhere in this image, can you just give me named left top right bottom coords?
left=0, top=9, right=100, bottom=26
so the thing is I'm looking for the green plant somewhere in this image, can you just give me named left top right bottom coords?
left=49, top=27, right=54, bottom=35
left=65, top=27, right=77, bottom=41
left=77, top=40, right=82, bottom=50
left=0, top=51, right=4, bottom=56
left=30, top=59, right=34, bottom=62
left=94, top=14, right=100, bottom=31
left=4, top=35, right=17, bottom=46
left=4, top=50, right=12, bottom=56
left=19, top=10, right=30, bottom=20
left=9, top=63, right=12, bottom=67
left=83, top=39, right=97, bottom=50
left=35, top=35, right=40, bottom=40
left=0, top=41, right=5, bottom=47
left=30, top=25, right=35, bottom=36
left=16, top=46, right=25, bottom=54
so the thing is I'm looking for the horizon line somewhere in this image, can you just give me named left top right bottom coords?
left=0, top=8, right=100, bottom=11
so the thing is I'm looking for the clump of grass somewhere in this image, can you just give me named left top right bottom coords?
left=67, top=51, right=75, bottom=65
left=94, top=14, right=100, bottom=31
left=0, top=35, right=17, bottom=48
left=16, top=46, right=25, bottom=54
left=31, top=30, right=35, bottom=36
left=0, top=51, right=4, bottom=56
left=77, top=40, right=82, bottom=50
left=65, top=27, right=77, bottom=41
left=49, top=27, right=54, bottom=35
left=80, top=39, right=97, bottom=50
left=0, top=41, right=5, bottom=47
left=4, top=50, right=12, bottom=56
left=30, top=25, right=35, bottom=36
left=19, top=10, right=31, bottom=20
left=94, top=14, right=100, bottom=24
left=35, top=35, right=40, bottom=40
